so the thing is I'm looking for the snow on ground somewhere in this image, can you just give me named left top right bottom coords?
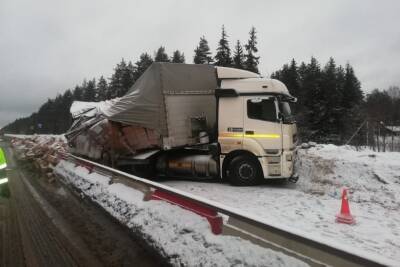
left=5, top=134, right=66, bottom=143
left=11, top=135, right=399, bottom=264
left=54, top=160, right=308, bottom=267
left=164, top=144, right=400, bottom=264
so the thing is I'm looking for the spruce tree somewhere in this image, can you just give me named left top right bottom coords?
left=244, top=27, right=260, bottom=73
left=232, top=40, right=245, bottom=69
left=214, top=25, right=232, bottom=66
left=80, top=79, right=88, bottom=96
left=193, top=46, right=202, bottom=64
left=171, top=50, right=185, bottom=63
left=134, top=53, right=153, bottom=80
left=96, top=76, right=108, bottom=101
left=343, top=63, right=363, bottom=108
left=109, top=59, right=125, bottom=98
left=297, top=61, right=308, bottom=101
left=319, top=57, right=340, bottom=138
left=108, top=59, right=135, bottom=98
left=287, top=59, right=300, bottom=96
left=301, top=57, right=323, bottom=138
left=83, top=78, right=96, bottom=101
left=58, top=90, right=74, bottom=132
left=72, top=85, right=83, bottom=101
left=338, top=63, right=364, bottom=142
left=119, top=61, right=135, bottom=96
left=193, top=36, right=213, bottom=64
left=154, top=46, right=170, bottom=62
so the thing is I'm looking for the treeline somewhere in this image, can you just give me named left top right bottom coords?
left=271, top=57, right=364, bottom=143
left=272, top=57, right=400, bottom=147
left=366, top=86, right=400, bottom=125
left=3, top=25, right=398, bottom=149
left=364, top=86, right=400, bottom=151
left=1, top=26, right=260, bottom=134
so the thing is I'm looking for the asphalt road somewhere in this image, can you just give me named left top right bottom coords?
left=0, top=140, right=165, bottom=267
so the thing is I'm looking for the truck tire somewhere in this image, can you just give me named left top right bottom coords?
left=227, top=155, right=262, bottom=186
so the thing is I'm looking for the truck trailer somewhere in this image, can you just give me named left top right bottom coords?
left=66, top=63, right=298, bottom=186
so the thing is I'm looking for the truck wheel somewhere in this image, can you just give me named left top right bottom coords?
left=228, top=155, right=262, bottom=186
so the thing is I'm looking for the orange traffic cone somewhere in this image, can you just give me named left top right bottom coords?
left=336, top=188, right=355, bottom=225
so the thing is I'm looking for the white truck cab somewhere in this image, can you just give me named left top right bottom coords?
left=215, top=67, right=298, bottom=185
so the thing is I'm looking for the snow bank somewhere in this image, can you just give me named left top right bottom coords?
left=55, top=160, right=308, bottom=267
left=297, top=144, right=400, bottom=209
left=164, top=144, right=400, bottom=265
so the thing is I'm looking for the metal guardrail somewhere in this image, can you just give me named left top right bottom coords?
left=67, top=154, right=390, bottom=267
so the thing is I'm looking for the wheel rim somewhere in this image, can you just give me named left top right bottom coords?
left=238, top=163, right=254, bottom=180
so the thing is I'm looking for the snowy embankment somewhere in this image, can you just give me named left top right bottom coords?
left=54, top=160, right=308, bottom=267
left=5, top=134, right=67, bottom=143
left=165, top=145, right=400, bottom=264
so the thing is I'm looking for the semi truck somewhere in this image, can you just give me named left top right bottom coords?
left=66, top=63, right=298, bottom=186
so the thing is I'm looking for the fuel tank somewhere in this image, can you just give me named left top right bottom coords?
left=156, top=153, right=218, bottom=178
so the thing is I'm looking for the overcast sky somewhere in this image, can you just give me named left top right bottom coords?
left=0, top=0, right=399, bottom=128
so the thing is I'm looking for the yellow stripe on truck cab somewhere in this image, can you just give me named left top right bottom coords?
left=219, top=132, right=281, bottom=139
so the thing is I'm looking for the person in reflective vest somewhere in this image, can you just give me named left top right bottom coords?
left=0, top=147, right=8, bottom=183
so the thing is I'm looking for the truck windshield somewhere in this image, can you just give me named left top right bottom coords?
left=278, top=101, right=295, bottom=124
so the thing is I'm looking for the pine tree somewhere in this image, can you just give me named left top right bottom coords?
left=270, top=60, right=299, bottom=96
left=96, top=76, right=108, bottom=101
left=366, top=89, right=392, bottom=124
left=72, top=85, right=83, bottom=101
left=120, top=61, right=135, bottom=95
left=171, top=50, right=185, bottom=63
left=109, top=59, right=136, bottom=98
left=285, top=59, right=300, bottom=96
left=80, top=79, right=88, bottom=97
left=154, top=46, right=170, bottom=62
left=297, top=61, right=308, bottom=101
left=58, top=90, right=74, bottom=132
left=319, top=57, right=341, bottom=138
left=214, top=25, right=232, bottom=66
left=342, top=63, right=363, bottom=108
left=109, top=59, right=125, bottom=98
left=193, top=36, right=213, bottom=64
left=193, top=46, right=202, bottom=64
left=134, top=53, right=153, bottom=80
left=83, top=78, right=96, bottom=101
left=232, top=40, right=245, bottom=69
left=244, top=27, right=260, bottom=73
left=300, top=57, right=323, bottom=138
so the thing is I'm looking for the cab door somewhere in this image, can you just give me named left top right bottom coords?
left=242, top=96, right=283, bottom=154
